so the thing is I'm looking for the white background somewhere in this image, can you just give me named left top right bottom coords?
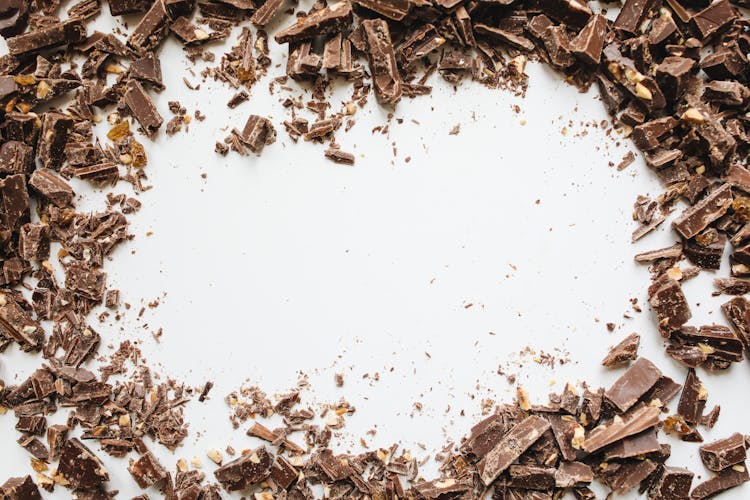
left=1, top=7, right=749, bottom=498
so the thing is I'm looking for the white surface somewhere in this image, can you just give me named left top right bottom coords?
left=1, top=10, right=749, bottom=499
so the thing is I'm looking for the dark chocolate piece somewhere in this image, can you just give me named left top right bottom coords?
left=274, top=1, right=353, bottom=44
left=362, top=19, right=402, bottom=105
left=128, top=0, right=172, bottom=54
left=352, top=0, right=409, bottom=20
left=0, top=0, right=29, bottom=37
left=29, top=169, right=74, bottom=207
left=214, top=447, right=272, bottom=491
left=38, top=112, right=73, bottom=170
left=690, top=465, right=749, bottom=499
left=1, top=173, right=29, bottom=235
left=602, top=333, right=640, bottom=367
left=109, top=0, right=151, bottom=15
left=0, top=476, right=42, bottom=500
left=477, top=415, right=550, bottom=485
left=57, top=438, right=110, bottom=490
left=0, top=141, right=33, bottom=175
left=570, top=13, right=607, bottom=65
left=605, top=357, right=662, bottom=412
left=130, top=52, right=164, bottom=90
left=129, top=451, right=168, bottom=488
left=555, top=462, right=593, bottom=488
left=583, top=405, right=661, bottom=453
left=239, top=115, right=276, bottom=154
left=673, top=184, right=733, bottom=240
left=649, top=466, right=694, bottom=500
left=508, top=465, right=556, bottom=490
left=690, top=0, right=737, bottom=40
left=7, top=19, right=86, bottom=56
left=122, top=80, right=163, bottom=137
left=677, top=369, right=706, bottom=424
left=648, top=276, right=692, bottom=337
left=699, top=433, right=747, bottom=472
left=602, top=428, right=661, bottom=460
left=615, top=0, right=660, bottom=35
left=325, top=148, right=355, bottom=165
left=250, top=0, right=285, bottom=25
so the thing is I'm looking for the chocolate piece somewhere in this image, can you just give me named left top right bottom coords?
left=570, top=13, right=607, bottom=65
left=699, top=433, right=747, bottom=472
left=268, top=456, right=297, bottom=490
left=249, top=0, right=284, bottom=25
left=414, top=478, right=472, bottom=498
left=65, top=262, right=106, bottom=301
left=605, top=358, right=662, bottom=412
left=632, top=117, right=679, bottom=151
left=128, top=0, right=171, bottom=54
left=29, top=169, right=74, bottom=207
left=362, top=19, right=402, bottom=105
left=109, top=0, right=151, bottom=15
left=615, top=0, right=660, bottom=35
left=677, top=369, right=706, bottom=424
left=648, top=275, right=692, bottom=337
left=555, top=462, right=593, bottom=488
left=0, top=291, right=44, bottom=351
left=214, top=447, right=272, bottom=491
left=531, top=0, right=592, bottom=29
left=75, top=162, right=119, bottom=181
left=607, top=459, right=658, bottom=494
left=130, top=52, right=164, bottom=90
left=129, top=451, right=168, bottom=488
left=275, top=1, right=353, bottom=44
left=649, top=466, right=694, bottom=500
left=1, top=476, right=42, bottom=500
left=122, top=80, right=163, bottom=137
left=15, top=415, right=46, bottom=435
left=602, top=428, right=661, bottom=460
left=690, top=465, right=749, bottom=499
left=397, top=24, right=446, bottom=67
left=583, top=405, right=661, bottom=453
left=18, top=223, right=50, bottom=262
left=655, top=56, right=695, bottom=102
left=460, top=412, right=511, bottom=462
left=1, top=174, right=29, bottom=234
left=684, top=230, right=725, bottom=269
left=47, top=424, right=68, bottom=460
left=508, top=465, right=556, bottom=490
left=38, top=112, right=73, bottom=170
left=239, top=115, right=276, bottom=154
left=541, top=25, right=576, bottom=68
left=602, top=333, right=640, bottom=367
left=722, top=297, right=750, bottom=346
left=475, top=23, right=535, bottom=52
left=672, top=184, right=733, bottom=240
left=352, top=0, right=408, bottom=20
left=323, top=33, right=353, bottom=73
left=643, top=375, right=682, bottom=406
left=477, top=415, right=550, bottom=485
left=0, top=0, right=29, bottom=37
left=715, top=278, right=750, bottom=296
left=0, top=141, right=33, bottom=175
left=325, top=148, right=355, bottom=165
left=57, top=438, right=110, bottom=490
left=690, top=0, right=737, bottom=40
left=6, top=19, right=86, bottom=56
left=676, top=325, right=743, bottom=363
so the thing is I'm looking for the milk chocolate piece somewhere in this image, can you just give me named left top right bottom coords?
left=47, top=424, right=68, bottom=461
left=649, top=13, right=678, bottom=46
left=414, top=478, right=472, bottom=498
left=583, top=405, right=661, bottom=453
left=250, top=0, right=284, bottom=25
left=632, top=117, right=679, bottom=151
left=214, top=447, right=272, bottom=491
left=15, top=415, right=46, bottom=435
left=0, top=0, right=29, bottom=37
left=656, top=56, right=695, bottom=102
left=128, top=0, right=171, bottom=54
left=602, top=428, right=661, bottom=460
left=614, top=0, right=660, bottom=35
left=323, top=33, right=353, bottom=73
left=649, top=466, right=694, bottom=500
left=1, top=476, right=42, bottom=500
left=129, top=451, right=167, bottom=488
left=6, top=19, right=86, bottom=56
left=570, top=13, right=607, bottom=65
left=0, top=291, right=44, bottom=351
left=676, top=325, right=743, bottom=362
left=460, top=413, right=511, bottom=462
left=109, top=0, right=151, bottom=15
left=0, top=141, right=32, bottom=175
left=673, top=184, right=733, bottom=240
left=648, top=276, right=691, bottom=336
left=643, top=375, right=682, bottom=406
left=130, top=52, right=164, bottom=90
left=690, top=465, right=749, bottom=499
left=699, top=433, right=747, bottom=472
left=715, top=278, right=750, bottom=296
left=29, top=169, right=74, bottom=207
left=605, top=358, right=662, bottom=412
left=275, top=1, right=352, bottom=44
left=508, top=465, right=556, bottom=490
left=353, top=0, right=409, bottom=20
left=477, top=415, right=550, bottom=485
left=541, top=25, right=576, bottom=68
left=634, top=244, right=682, bottom=263
left=690, top=0, right=737, bottom=40
left=122, top=80, right=163, bottom=137
left=722, top=296, right=750, bottom=347
left=74, top=162, right=119, bottom=181
left=608, top=459, right=658, bottom=494
left=239, top=115, right=276, bottom=154
left=684, top=230, right=725, bottom=270
left=165, top=0, right=195, bottom=17
left=268, top=456, right=297, bottom=490
left=38, top=112, right=73, bottom=170
left=57, top=438, right=110, bottom=490
left=18, top=223, right=50, bottom=262
left=677, top=369, right=706, bottom=424
left=398, top=24, right=446, bottom=67
left=530, top=0, right=592, bottom=29
left=555, top=462, right=594, bottom=488
left=1, top=173, right=29, bottom=234
left=362, top=19, right=402, bottom=105
left=324, top=148, right=355, bottom=165
left=475, top=23, right=535, bottom=52
left=602, top=333, right=640, bottom=367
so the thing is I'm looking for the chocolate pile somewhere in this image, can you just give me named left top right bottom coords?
left=0, top=0, right=749, bottom=498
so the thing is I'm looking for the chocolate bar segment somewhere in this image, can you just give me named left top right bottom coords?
left=7, top=19, right=86, bottom=56
left=672, top=184, right=733, bottom=240
left=57, top=438, right=110, bottom=491
left=649, top=466, right=694, bottom=500
left=362, top=19, right=402, bottom=105
left=128, top=0, right=172, bottom=53
left=690, top=466, right=749, bottom=499
left=0, top=476, right=42, bottom=500
left=122, top=80, right=163, bottom=137
left=583, top=405, right=661, bottom=453
left=569, top=13, right=607, bottom=65
left=699, top=434, right=747, bottom=472
left=274, top=1, right=352, bottom=44
left=601, top=333, right=640, bottom=367
left=214, top=447, right=272, bottom=491
left=604, top=357, right=662, bottom=412
left=477, top=415, right=550, bottom=485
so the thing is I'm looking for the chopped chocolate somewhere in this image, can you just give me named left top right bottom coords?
left=38, top=112, right=73, bottom=170
left=605, top=358, right=662, bottom=412
left=57, top=438, right=110, bottom=491
left=477, top=415, right=550, bottom=485
left=239, top=115, right=276, bottom=154
left=690, top=0, right=737, bottom=40
left=570, top=13, right=607, bottom=65
left=250, top=0, right=285, bottom=26
left=325, top=148, right=355, bottom=165
left=274, top=1, right=353, bottom=44
left=648, top=275, right=692, bottom=336
left=29, top=169, right=74, bottom=207
left=214, top=447, right=272, bottom=491
left=130, top=52, right=164, bottom=90
left=690, top=465, right=749, bottom=499
left=699, top=433, right=747, bottom=472
left=583, top=404, right=661, bottom=453
left=362, top=19, right=402, bottom=105
left=602, top=333, right=640, bottom=367
left=0, top=141, right=33, bottom=175
left=0, top=476, right=42, bottom=500
left=508, top=464, right=556, bottom=490
left=677, top=369, right=707, bottom=424
left=7, top=19, right=86, bottom=56
left=555, top=462, right=593, bottom=488
left=109, top=0, right=151, bottom=15
left=47, top=424, right=68, bottom=461
left=128, top=0, right=172, bottom=54
left=122, top=80, right=164, bottom=137
left=129, top=451, right=168, bottom=488
left=649, top=466, right=694, bottom=500
left=227, top=90, right=249, bottom=108
left=614, top=0, right=660, bottom=35
left=531, top=0, right=592, bottom=29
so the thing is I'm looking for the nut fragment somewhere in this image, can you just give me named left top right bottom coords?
left=635, top=82, right=652, bottom=100
left=681, top=107, right=705, bottom=124
left=207, top=448, right=223, bottom=465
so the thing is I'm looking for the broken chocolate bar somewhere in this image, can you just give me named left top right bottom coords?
left=214, top=447, right=272, bottom=491
left=274, top=1, right=353, bottom=44
left=699, top=433, right=747, bottom=472
left=602, top=333, right=640, bottom=367
left=477, top=415, right=550, bottom=485
left=362, top=19, right=402, bottom=105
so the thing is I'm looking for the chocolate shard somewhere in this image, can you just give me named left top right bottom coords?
left=1, top=173, right=29, bottom=234
left=632, top=117, right=679, bottom=151
left=614, top=0, right=660, bottom=35
left=477, top=415, right=550, bottom=485
left=274, top=1, right=353, bottom=44
left=722, top=296, right=750, bottom=346
left=352, top=0, right=409, bottom=20
left=129, top=450, right=168, bottom=488
left=529, top=0, right=592, bottom=29
left=239, top=115, right=276, bottom=154
left=677, top=368, right=707, bottom=424
left=29, top=169, right=74, bottom=207
left=583, top=404, right=661, bottom=453
left=397, top=24, right=446, bottom=67
left=47, top=424, right=68, bottom=461
left=684, top=230, right=725, bottom=270
left=0, top=476, right=42, bottom=500
left=362, top=18, right=402, bottom=105
left=316, top=449, right=353, bottom=481
left=508, top=464, right=556, bottom=490
left=214, top=447, right=272, bottom=491
left=655, top=56, right=696, bottom=102
left=128, top=0, right=172, bottom=54
left=475, top=23, right=535, bottom=52
left=130, top=52, right=164, bottom=90
left=57, top=438, right=110, bottom=491
left=460, top=412, right=512, bottom=462
left=704, top=80, right=750, bottom=106
left=413, top=478, right=472, bottom=499
left=607, top=458, right=658, bottom=494
left=555, top=462, right=594, bottom=488
left=673, top=183, right=733, bottom=240
left=109, top=0, right=151, bottom=15
left=690, top=465, right=749, bottom=499
left=6, top=19, right=86, bottom=56
left=648, top=275, right=691, bottom=336
left=569, top=13, right=607, bottom=65
left=0, top=141, right=33, bottom=175
left=548, top=414, right=580, bottom=461
left=19, top=223, right=50, bottom=262
left=0, top=0, right=29, bottom=37
left=676, top=325, right=743, bottom=363
left=605, top=358, right=662, bottom=412
left=122, top=80, right=163, bottom=137
left=324, top=148, right=355, bottom=165
left=250, top=0, right=285, bottom=26
left=602, top=428, right=661, bottom=460
left=268, top=456, right=297, bottom=490
left=38, top=112, right=73, bottom=170
left=690, top=0, right=737, bottom=40
left=602, top=333, right=640, bottom=367
left=699, top=433, right=747, bottom=472
left=649, top=466, right=694, bottom=500
left=0, top=291, right=44, bottom=351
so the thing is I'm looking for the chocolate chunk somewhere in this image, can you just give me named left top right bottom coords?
left=649, top=466, right=694, bottom=500
left=128, top=0, right=172, bottom=54
left=268, top=456, right=297, bottom=490
left=0, top=291, right=44, bottom=351
left=690, top=0, right=737, bottom=40
left=602, top=428, right=661, bottom=460
left=460, top=412, right=512, bottom=462
left=583, top=405, right=661, bottom=453
left=508, top=465, right=556, bottom=490
left=699, top=433, right=747, bottom=472
left=397, top=24, right=446, bottom=67
left=1, top=173, right=29, bottom=234
left=607, top=459, right=658, bottom=494
left=38, top=112, right=73, bottom=170
left=316, top=449, right=353, bottom=481
left=632, top=117, right=679, bottom=151
left=352, top=0, right=409, bottom=20
left=655, top=56, right=695, bottom=102
left=715, top=278, right=750, bottom=296
left=109, top=0, right=151, bottom=15
left=129, top=451, right=167, bottom=488
left=477, top=415, right=550, bottom=485
left=18, top=223, right=50, bottom=262
left=673, top=184, right=733, bottom=240
left=122, top=80, right=163, bottom=137
left=7, top=19, right=86, bottom=56
left=325, top=148, right=355, bottom=165
left=249, top=0, right=284, bottom=25
left=547, top=414, right=579, bottom=461
left=555, top=462, right=593, bottom=488
left=414, top=478, right=472, bottom=498
left=614, top=0, right=660, bottom=35
left=690, top=465, right=749, bottom=499
left=57, top=438, right=110, bottom=491
left=165, top=0, right=195, bottom=17
left=0, top=141, right=33, bottom=175
left=47, top=424, right=68, bottom=461
left=130, top=52, right=164, bottom=90
left=0, top=0, right=29, bottom=37
left=643, top=375, right=682, bottom=406
left=605, top=357, right=662, bottom=412
left=29, top=169, right=74, bottom=207
left=65, top=262, right=106, bottom=301
left=602, top=333, right=640, bottom=367
left=635, top=244, right=682, bottom=263
left=684, top=230, right=725, bottom=269
left=15, top=415, right=46, bottom=435
left=570, top=13, right=607, bottom=65
left=530, top=0, right=592, bottom=29
left=677, top=369, right=707, bottom=424
left=74, top=162, right=119, bottom=181
left=214, top=447, right=272, bottom=491
left=239, top=115, right=276, bottom=154
left=475, top=23, right=535, bottom=52
left=648, top=275, right=692, bottom=336
left=722, top=296, right=750, bottom=346
left=1, top=476, right=42, bottom=500
left=323, top=33, right=353, bottom=74
left=676, top=325, right=743, bottom=363
left=362, top=19, right=402, bottom=105
left=275, top=1, right=353, bottom=44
